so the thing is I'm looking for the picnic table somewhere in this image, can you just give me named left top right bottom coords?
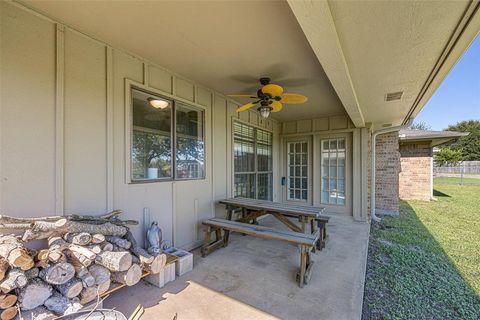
left=201, top=197, right=329, bottom=287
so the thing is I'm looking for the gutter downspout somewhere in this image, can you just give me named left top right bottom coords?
left=371, top=119, right=413, bottom=222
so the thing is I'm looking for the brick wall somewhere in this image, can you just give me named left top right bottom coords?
left=375, top=132, right=400, bottom=215
left=399, top=142, right=432, bottom=201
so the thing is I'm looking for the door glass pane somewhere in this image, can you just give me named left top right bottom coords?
left=287, top=141, right=308, bottom=201
left=257, top=173, right=272, bottom=200
left=321, top=138, right=346, bottom=206
left=234, top=174, right=256, bottom=198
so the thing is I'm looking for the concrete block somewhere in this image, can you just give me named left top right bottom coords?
left=164, top=247, right=193, bottom=276
left=144, top=262, right=176, bottom=288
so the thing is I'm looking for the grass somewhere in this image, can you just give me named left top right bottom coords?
left=362, top=179, right=480, bottom=319
left=434, top=176, right=480, bottom=186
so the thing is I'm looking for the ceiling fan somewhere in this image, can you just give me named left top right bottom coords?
left=228, top=77, right=308, bottom=119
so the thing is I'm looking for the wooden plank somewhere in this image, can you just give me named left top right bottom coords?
left=224, top=197, right=324, bottom=213
left=203, top=218, right=317, bottom=246
left=271, top=212, right=303, bottom=233
left=219, top=197, right=328, bottom=218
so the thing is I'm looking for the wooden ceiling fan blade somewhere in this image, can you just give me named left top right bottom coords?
left=271, top=101, right=283, bottom=113
left=280, top=93, right=308, bottom=104
left=261, top=84, right=284, bottom=97
left=236, top=101, right=257, bottom=112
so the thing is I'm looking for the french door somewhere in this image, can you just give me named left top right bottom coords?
left=314, top=133, right=352, bottom=214
left=285, top=137, right=311, bottom=204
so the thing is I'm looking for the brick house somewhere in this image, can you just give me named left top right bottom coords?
left=374, top=129, right=468, bottom=216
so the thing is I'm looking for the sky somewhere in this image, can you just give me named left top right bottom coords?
left=414, top=35, right=480, bottom=130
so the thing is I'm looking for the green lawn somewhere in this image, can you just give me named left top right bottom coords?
left=362, top=179, right=480, bottom=319
left=434, top=176, right=480, bottom=186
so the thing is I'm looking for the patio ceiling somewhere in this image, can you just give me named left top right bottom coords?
left=20, top=0, right=344, bottom=122
left=289, top=0, right=480, bottom=129
left=20, top=0, right=480, bottom=128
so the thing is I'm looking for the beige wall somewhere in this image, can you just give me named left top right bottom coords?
left=0, top=2, right=281, bottom=249
left=280, top=116, right=369, bottom=221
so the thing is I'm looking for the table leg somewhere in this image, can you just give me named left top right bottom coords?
left=300, top=216, right=306, bottom=233
left=201, top=226, right=212, bottom=257
left=299, top=245, right=307, bottom=288
left=223, top=208, right=234, bottom=245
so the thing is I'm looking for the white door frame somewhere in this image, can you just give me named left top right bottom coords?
left=313, top=132, right=353, bottom=215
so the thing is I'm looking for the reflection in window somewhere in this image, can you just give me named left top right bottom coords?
left=131, top=89, right=172, bottom=180
left=130, top=88, right=205, bottom=182
left=233, top=122, right=272, bottom=200
left=321, top=138, right=346, bottom=205
left=176, top=104, right=205, bottom=179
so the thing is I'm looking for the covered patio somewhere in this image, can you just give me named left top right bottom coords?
left=1, top=0, right=479, bottom=319
left=105, top=214, right=369, bottom=319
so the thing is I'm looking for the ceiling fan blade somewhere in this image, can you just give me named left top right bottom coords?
left=236, top=101, right=257, bottom=113
left=261, top=84, right=284, bottom=97
left=227, top=94, right=257, bottom=98
left=271, top=101, right=283, bottom=113
left=280, top=93, right=308, bottom=104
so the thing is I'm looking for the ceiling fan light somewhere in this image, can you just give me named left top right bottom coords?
left=148, top=98, right=169, bottom=109
left=258, top=106, right=271, bottom=119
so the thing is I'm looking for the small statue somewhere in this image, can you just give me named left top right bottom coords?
left=147, top=221, right=162, bottom=255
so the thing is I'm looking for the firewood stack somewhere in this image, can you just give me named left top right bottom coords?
left=0, top=210, right=166, bottom=320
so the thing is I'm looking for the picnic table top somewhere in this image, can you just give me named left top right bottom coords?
left=219, top=197, right=327, bottom=219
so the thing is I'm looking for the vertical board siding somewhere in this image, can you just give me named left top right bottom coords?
left=0, top=2, right=281, bottom=249
left=1, top=4, right=56, bottom=216
left=64, top=29, right=107, bottom=214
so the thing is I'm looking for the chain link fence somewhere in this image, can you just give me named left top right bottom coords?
left=434, top=161, right=480, bottom=185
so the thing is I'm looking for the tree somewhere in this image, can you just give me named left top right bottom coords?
left=434, top=148, right=463, bottom=166
left=409, top=121, right=431, bottom=130
left=446, top=120, right=480, bottom=161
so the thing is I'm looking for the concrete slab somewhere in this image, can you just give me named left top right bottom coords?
left=104, top=214, right=370, bottom=320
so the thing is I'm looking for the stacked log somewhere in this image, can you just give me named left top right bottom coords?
left=0, top=210, right=165, bottom=319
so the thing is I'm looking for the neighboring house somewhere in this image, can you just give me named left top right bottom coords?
left=374, top=129, right=468, bottom=216
left=0, top=1, right=479, bottom=249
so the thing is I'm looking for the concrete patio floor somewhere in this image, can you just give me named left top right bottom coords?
left=105, top=214, right=370, bottom=320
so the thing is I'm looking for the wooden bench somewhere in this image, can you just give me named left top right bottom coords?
left=201, top=218, right=318, bottom=287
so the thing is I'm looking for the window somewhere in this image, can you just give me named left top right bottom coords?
left=176, top=103, right=205, bottom=179
left=234, top=122, right=272, bottom=200
left=287, top=141, right=308, bottom=201
left=321, top=138, right=346, bottom=205
left=130, top=88, right=205, bottom=182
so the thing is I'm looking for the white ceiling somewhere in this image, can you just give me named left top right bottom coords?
left=328, top=0, right=472, bottom=127
left=20, top=0, right=479, bottom=128
left=21, top=0, right=345, bottom=122
left=289, top=0, right=476, bottom=129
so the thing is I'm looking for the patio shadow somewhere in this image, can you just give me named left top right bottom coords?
left=362, top=201, right=480, bottom=320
